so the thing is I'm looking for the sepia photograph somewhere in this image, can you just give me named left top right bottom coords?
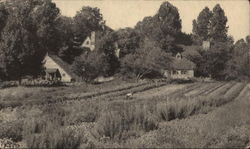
left=0, top=0, right=249, bottom=148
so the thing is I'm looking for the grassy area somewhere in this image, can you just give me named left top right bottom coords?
left=0, top=81, right=248, bottom=148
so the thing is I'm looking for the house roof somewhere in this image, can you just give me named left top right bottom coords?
left=45, top=68, right=59, bottom=73
left=48, top=54, right=81, bottom=80
left=171, top=57, right=196, bottom=70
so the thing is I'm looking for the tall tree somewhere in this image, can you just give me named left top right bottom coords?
left=225, top=39, right=250, bottom=80
left=121, top=38, right=172, bottom=80
left=192, top=7, right=213, bottom=42
left=56, top=16, right=80, bottom=63
left=0, top=4, right=8, bottom=34
left=71, top=51, right=110, bottom=82
left=135, top=1, right=182, bottom=54
left=0, top=0, right=60, bottom=81
left=73, top=6, right=104, bottom=40
left=210, top=4, right=228, bottom=42
left=202, top=41, right=233, bottom=80
left=116, top=28, right=141, bottom=58
left=98, top=32, right=120, bottom=75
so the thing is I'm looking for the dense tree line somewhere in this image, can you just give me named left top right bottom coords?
left=190, top=4, right=250, bottom=80
left=0, top=1, right=249, bottom=82
left=0, top=0, right=60, bottom=82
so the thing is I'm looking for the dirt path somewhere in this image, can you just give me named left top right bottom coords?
left=184, top=82, right=221, bottom=97
left=132, top=84, right=187, bottom=100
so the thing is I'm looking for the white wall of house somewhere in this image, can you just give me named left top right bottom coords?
left=81, top=32, right=96, bottom=51
left=164, top=70, right=194, bottom=79
left=43, top=55, right=73, bottom=82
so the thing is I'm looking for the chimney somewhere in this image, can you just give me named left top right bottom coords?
left=202, top=41, right=210, bottom=51
left=91, top=31, right=95, bottom=45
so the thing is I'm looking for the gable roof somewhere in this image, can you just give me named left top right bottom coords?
left=81, top=31, right=105, bottom=51
left=171, top=58, right=196, bottom=70
left=48, top=54, right=81, bottom=81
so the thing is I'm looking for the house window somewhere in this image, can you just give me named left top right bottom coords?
left=173, top=70, right=178, bottom=75
left=62, top=73, right=65, bottom=77
left=181, top=70, right=187, bottom=74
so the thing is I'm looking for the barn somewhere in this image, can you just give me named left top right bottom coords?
left=164, top=53, right=196, bottom=79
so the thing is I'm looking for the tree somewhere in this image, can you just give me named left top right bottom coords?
left=71, top=51, right=110, bottom=82
left=56, top=16, right=82, bottom=63
left=157, top=1, right=181, bottom=35
left=115, top=28, right=141, bottom=58
left=121, top=39, right=172, bottom=80
left=0, top=3, right=8, bottom=34
left=73, top=6, right=104, bottom=40
left=98, top=31, right=120, bottom=75
left=192, top=7, right=213, bottom=42
left=202, top=41, right=233, bottom=80
left=0, top=0, right=60, bottom=81
left=225, top=38, right=250, bottom=80
left=210, top=4, right=228, bottom=42
left=135, top=1, right=182, bottom=54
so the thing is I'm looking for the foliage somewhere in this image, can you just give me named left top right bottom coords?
left=201, top=41, right=233, bottom=80
left=210, top=4, right=228, bottom=42
left=56, top=16, right=80, bottom=63
left=97, top=31, right=120, bottom=75
left=192, top=7, right=213, bottom=43
left=225, top=39, right=250, bottom=80
left=192, top=4, right=228, bottom=44
left=116, top=28, right=142, bottom=58
left=57, top=6, right=107, bottom=64
left=0, top=3, right=8, bottom=34
left=26, top=126, right=82, bottom=149
left=135, top=1, right=182, bottom=54
left=120, top=39, right=172, bottom=80
left=0, top=120, right=23, bottom=142
left=72, top=51, right=111, bottom=82
left=0, top=0, right=60, bottom=81
left=95, top=103, right=159, bottom=140
left=74, top=6, right=104, bottom=40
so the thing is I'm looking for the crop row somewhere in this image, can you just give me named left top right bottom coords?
left=95, top=83, right=246, bottom=140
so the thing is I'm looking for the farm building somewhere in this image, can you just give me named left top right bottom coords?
left=43, top=53, right=78, bottom=82
left=164, top=53, right=196, bottom=79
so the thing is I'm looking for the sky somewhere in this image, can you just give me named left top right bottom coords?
left=53, top=0, right=249, bottom=41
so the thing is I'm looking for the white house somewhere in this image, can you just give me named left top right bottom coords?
left=43, top=54, right=76, bottom=82
left=81, top=31, right=121, bottom=58
left=81, top=31, right=96, bottom=51
left=164, top=53, right=196, bottom=79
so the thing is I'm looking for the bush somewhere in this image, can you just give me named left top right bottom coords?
left=0, top=81, right=18, bottom=89
left=0, top=120, right=23, bottom=142
left=169, top=78, right=195, bottom=84
left=26, top=127, right=82, bottom=149
left=95, top=103, right=159, bottom=140
left=72, top=51, right=111, bottom=82
left=21, top=79, right=63, bottom=87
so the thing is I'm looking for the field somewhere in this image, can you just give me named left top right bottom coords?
left=0, top=79, right=249, bottom=148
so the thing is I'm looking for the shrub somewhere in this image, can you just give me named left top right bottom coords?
left=21, top=79, right=64, bottom=87
left=72, top=51, right=111, bottom=82
left=95, top=103, right=159, bottom=140
left=0, top=120, right=23, bottom=142
left=0, top=81, right=18, bottom=89
left=26, top=127, right=82, bottom=149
